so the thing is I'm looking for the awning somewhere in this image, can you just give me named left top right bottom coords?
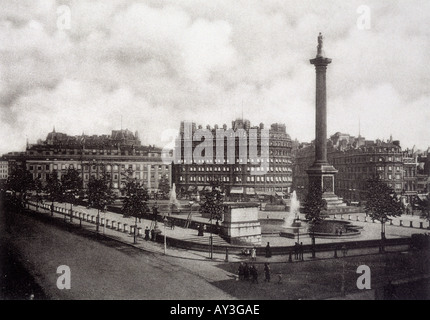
left=417, top=194, right=429, bottom=201
left=255, top=191, right=273, bottom=196
left=187, top=186, right=195, bottom=192
left=245, top=188, right=255, bottom=195
left=204, top=186, right=213, bottom=192
left=275, top=192, right=284, bottom=197
left=230, top=187, right=244, bottom=194
left=197, top=186, right=204, bottom=191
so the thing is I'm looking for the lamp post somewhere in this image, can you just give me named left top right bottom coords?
left=103, top=210, right=106, bottom=236
left=96, top=209, right=100, bottom=233
left=163, top=216, right=168, bottom=255
left=188, top=200, right=194, bottom=228
left=209, top=215, right=213, bottom=260
left=153, top=202, right=159, bottom=229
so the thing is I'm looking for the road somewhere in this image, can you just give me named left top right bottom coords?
left=0, top=207, right=235, bottom=300
left=2, top=204, right=429, bottom=300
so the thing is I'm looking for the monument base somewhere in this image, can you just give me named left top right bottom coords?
left=306, top=163, right=360, bottom=215
left=221, top=204, right=262, bottom=246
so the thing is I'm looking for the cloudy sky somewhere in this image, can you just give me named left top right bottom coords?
left=1, top=0, right=429, bottom=154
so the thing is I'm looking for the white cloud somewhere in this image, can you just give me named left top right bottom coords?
left=1, top=0, right=430, bottom=155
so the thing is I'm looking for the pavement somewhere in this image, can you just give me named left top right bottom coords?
left=6, top=202, right=430, bottom=300
left=26, top=201, right=429, bottom=264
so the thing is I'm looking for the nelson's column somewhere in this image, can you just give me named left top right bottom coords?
left=306, top=33, right=339, bottom=200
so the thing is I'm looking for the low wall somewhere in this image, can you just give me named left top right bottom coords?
left=155, top=233, right=412, bottom=256
left=263, top=204, right=287, bottom=211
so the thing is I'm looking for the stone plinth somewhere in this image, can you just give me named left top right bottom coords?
left=221, top=204, right=262, bottom=245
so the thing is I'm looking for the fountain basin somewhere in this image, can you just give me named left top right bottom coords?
left=309, top=220, right=361, bottom=238
left=279, top=219, right=308, bottom=239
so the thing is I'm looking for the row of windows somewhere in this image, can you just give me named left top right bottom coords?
left=181, top=157, right=291, bottom=164
left=332, top=155, right=403, bottom=164
left=28, top=150, right=158, bottom=157
left=182, top=175, right=292, bottom=183
left=185, top=166, right=292, bottom=173
left=27, top=163, right=169, bottom=172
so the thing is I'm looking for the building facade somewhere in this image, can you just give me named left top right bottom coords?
left=172, top=119, right=293, bottom=199
left=3, top=129, right=171, bottom=195
left=0, top=158, right=8, bottom=186
left=293, top=132, right=418, bottom=204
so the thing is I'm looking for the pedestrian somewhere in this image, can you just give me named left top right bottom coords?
left=243, top=263, right=250, bottom=281
left=300, top=242, right=304, bottom=260
left=198, top=224, right=204, bottom=236
left=339, top=229, right=343, bottom=236
left=294, top=242, right=299, bottom=260
left=265, top=242, right=272, bottom=258
left=151, top=228, right=155, bottom=241
left=238, top=262, right=244, bottom=281
left=342, top=244, right=348, bottom=257
left=264, top=263, right=271, bottom=282
left=250, top=265, right=259, bottom=284
left=251, top=247, right=257, bottom=261
left=171, top=219, right=175, bottom=230
left=144, top=226, right=150, bottom=241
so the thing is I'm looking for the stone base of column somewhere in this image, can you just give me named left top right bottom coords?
left=305, top=163, right=359, bottom=214
left=306, top=163, right=337, bottom=195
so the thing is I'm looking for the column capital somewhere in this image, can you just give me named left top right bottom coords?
left=310, top=56, right=332, bottom=67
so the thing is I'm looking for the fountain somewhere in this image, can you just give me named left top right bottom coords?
left=169, top=183, right=181, bottom=213
left=280, top=191, right=307, bottom=239
left=283, top=191, right=300, bottom=227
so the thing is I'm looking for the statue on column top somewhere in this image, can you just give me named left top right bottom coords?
left=317, top=32, right=324, bottom=57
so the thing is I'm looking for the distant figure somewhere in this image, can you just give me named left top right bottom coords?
left=144, top=227, right=150, bottom=241
left=264, top=263, right=271, bottom=282
left=251, top=247, right=257, bottom=261
left=150, top=228, right=155, bottom=241
left=242, top=248, right=250, bottom=256
left=265, top=242, right=272, bottom=258
left=250, top=265, right=259, bottom=284
left=339, top=229, right=343, bottom=236
left=243, top=263, right=250, bottom=280
left=342, top=244, right=348, bottom=257
left=238, top=262, right=245, bottom=280
left=171, top=219, right=175, bottom=230
left=198, top=224, right=204, bottom=236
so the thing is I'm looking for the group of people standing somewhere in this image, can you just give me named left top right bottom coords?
left=237, top=262, right=271, bottom=283
left=144, top=226, right=157, bottom=241
left=294, top=242, right=304, bottom=260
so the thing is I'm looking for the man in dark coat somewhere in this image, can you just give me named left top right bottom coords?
left=265, top=242, right=272, bottom=258
left=264, top=263, right=271, bottom=282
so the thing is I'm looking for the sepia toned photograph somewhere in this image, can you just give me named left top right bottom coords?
left=0, top=0, right=429, bottom=305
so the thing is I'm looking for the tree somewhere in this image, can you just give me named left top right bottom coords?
left=87, top=174, right=115, bottom=233
left=303, top=181, right=328, bottom=231
left=5, top=165, right=34, bottom=211
left=122, top=179, right=149, bottom=244
left=199, top=180, right=225, bottom=259
left=158, top=175, right=171, bottom=200
left=415, top=194, right=430, bottom=225
left=45, top=170, right=64, bottom=217
left=200, top=180, right=225, bottom=223
left=33, top=177, right=43, bottom=212
left=364, top=175, right=402, bottom=243
left=61, top=168, right=83, bottom=222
